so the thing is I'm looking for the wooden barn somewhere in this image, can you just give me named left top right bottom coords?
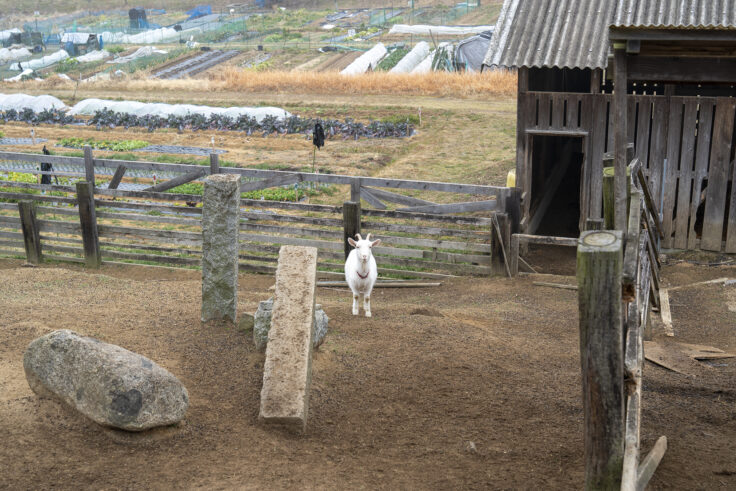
left=483, top=0, right=736, bottom=252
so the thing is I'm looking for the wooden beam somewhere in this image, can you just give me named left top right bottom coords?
left=107, top=165, right=127, bottom=190
left=610, top=27, right=736, bottom=43
left=240, top=173, right=302, bottom=192
left=627, top=56, right=736, bottom=83
left=18, top=200, right=42, bottom=265
left=359, top=187, right=387, bottom=210
left=396, top=200, right=499, bottom=215
left=361, top=186, right=435, bottom=207
left=626, top=39, right=641, bottom=54
left=145, top=169, right=207, bottom=193
left=577, top=230, right=625, bottom=490
left=513, top=234, right=578, bottom=247
left=614, top=48, right=629, bottom=232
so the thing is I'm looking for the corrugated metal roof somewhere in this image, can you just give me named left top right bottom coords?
left=613, top=0, right=736, bottom=28
left=483, top=0, right=617, bottom=69
left=483, top=0, right=736, bottom=70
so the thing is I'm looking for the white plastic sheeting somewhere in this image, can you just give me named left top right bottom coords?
left=0, top=47, right=31, bottom=64
left=0, top=93, right=67, bottom=111
left=341, top=43, right=387, bottom=75
left=411, top=49, right=435, bottom=74
left=69, top=99, right=291, bottom=122
left=100, top=27, right=201, bottom=44
left=3, top=69, right=33, bottom=82
left=10, top=50, right=69, bottom=71
left=0, top=28, right=21, bottom=42
left=107, top=46, right=167, bottom=64
left=389, top=24, right=494, bottom=36
left=75, top=50, right=110, bottom=63
left=61, top=32, right=93, bottom=44
left=390, top=41, right=430, bottom=73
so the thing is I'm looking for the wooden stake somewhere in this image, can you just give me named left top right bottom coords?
left=76, top=181, right=101, bottom=268
left=577, top=230, right=625, bottom=490
left=342, top=201, right=360, bottom=260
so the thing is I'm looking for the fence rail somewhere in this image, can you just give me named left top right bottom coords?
left=0, top=149, right=519, bottom=277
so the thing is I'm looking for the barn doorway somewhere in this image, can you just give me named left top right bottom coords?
left=527, top=134, right=585, bottom=238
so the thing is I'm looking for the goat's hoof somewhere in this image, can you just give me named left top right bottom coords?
left=365, top=312, right=372, bottom=318
left=352, top=310, right=359, bottom=316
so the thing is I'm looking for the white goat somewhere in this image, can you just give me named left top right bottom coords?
left=345, top=233, right=381, bottom=317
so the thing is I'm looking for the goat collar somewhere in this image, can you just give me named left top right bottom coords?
left=356, top=270, right=369, bottom=279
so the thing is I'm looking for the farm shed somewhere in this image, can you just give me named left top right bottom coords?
left=484, top=0, right=736, bottom=252
left=60, top=33, right=100, bottom=56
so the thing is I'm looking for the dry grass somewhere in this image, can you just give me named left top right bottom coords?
left=18, top=69, right=517, bottom=99
left=217, top=68, right=517, bottom=98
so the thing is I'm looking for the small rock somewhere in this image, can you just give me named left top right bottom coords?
left=465, top=441, right=477, bottom=453
left=238, top=313, right=254, bottom=333
left=24, top=330, right=189, bottom=432
left=410, top=307, right=444, bottom=317
left=253, top=298, right=328, bottom=351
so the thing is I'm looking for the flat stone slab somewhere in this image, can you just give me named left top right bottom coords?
left=253, top=297, right=328, bottom=351
left=259, top=245, right=318, bottom=431
left=23, top=330, right=189, bottom=431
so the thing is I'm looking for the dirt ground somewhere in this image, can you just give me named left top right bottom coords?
left=1, top=258, right=734, bottom=489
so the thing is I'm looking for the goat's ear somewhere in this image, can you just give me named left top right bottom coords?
left=347, top=237, right=357, bottom=248
left=370, top=239, right=381, bottom=248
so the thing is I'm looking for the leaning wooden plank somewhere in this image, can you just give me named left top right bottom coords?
left=667, top=277, right=731, bottom=291
left=361, top=186, right=436, bottom=207
left=701, top=99, right=736, bottom=251
left=145, top=168, right=207, bottom=193
left=492, top=214, right=511, bottom=278
left=358, top=187, right=388, bottom=210
left=396, top=200, right=499, bottom=214
left=659, top=289, right=674, bottom=337
left=621, top=392, right=641, bottom=491
left=240, top=173, right=302, bottom=192
left=638, top=169, right=664, bottom=239
left=108, top=165, right=127, bottom=190
left=636, top=436, right=668, bottom=491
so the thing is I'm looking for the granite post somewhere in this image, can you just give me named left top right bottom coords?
left=201, top=173, right=241, bottom=323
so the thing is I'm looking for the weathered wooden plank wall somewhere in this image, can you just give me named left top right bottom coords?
left=519, top=91, right=736, bottom=252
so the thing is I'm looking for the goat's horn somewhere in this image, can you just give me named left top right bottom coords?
left=366, top=233, right=372, bottom=241
left=355, top=233, right=362, bottom=240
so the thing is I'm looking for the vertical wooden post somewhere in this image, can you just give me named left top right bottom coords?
left=506, top=188, right=522, bottom=234
left=510, top=234, right=520, bottom=276
left=350, top=178, right=361, bottom=203
left=108, top=165, right=127, bottom=190
left=491, top=213, right=509, bottom=276
left=603, top=168, right=615, bottom=230
left=613, top=47, right=628, bottom=232
left=83, top=145, right=95, bottom=189
left=577, top=230, right=625, bottom=490
left=18, top=200, right=42, bottom=265
left=76, top=181, right=101, bottom=268
left=210, top=153, right=220, bottom=174
left=343, top=201, right=361, bottom=260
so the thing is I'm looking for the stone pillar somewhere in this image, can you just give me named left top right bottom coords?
left=260, top=245, right=318, bottom=432
left=201, top=173, right=241, bottom=323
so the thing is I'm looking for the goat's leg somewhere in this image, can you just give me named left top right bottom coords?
left=352, top=293, right=359, bottom=316
left=364, top=294, right=371, bottom=318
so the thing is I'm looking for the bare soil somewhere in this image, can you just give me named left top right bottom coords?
left=0, top=259, right=734, bottom=489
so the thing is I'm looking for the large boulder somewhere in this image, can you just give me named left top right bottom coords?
left=253, top=298, right=328, bottom=351
left=23, top=330, right=189, bottom=432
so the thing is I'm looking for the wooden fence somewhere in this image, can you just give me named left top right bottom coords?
left=518, top=91, right=736, bottom=252
left=0, top=149, right=520, bottom=278
left=577, top=157, right=666, bottom=490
